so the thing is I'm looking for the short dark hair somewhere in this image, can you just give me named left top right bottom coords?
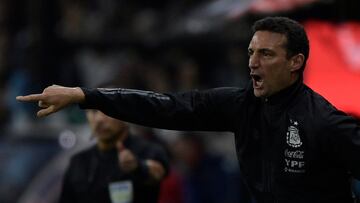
left=252, top=16, right=309, bottom=72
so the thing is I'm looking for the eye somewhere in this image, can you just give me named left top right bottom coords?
left=248, top=49, right=253, bottom=56
left=261, top=50, right=273, bottom=57
left=263, top=52, right=271, bottom=56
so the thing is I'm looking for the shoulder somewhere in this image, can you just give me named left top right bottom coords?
left=299, top=85, right=353, bottom=128
left=64, top=146, right=98, bottom=181
left=303, top=85, right=340, bottom=115
left=69, top=145, right=97, bottom=164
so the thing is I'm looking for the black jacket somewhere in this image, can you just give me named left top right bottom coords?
left=59, top=135, right=169, bottom=203
left=80, top=80, right=360, bottom=203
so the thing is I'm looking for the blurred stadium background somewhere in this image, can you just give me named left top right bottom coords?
left=0, top=0, right=359, bottom=203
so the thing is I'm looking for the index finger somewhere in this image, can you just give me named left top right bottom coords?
left=16, top=94, right=45, bottom=102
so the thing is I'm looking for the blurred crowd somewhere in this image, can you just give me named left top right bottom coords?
left=0, top=1, right=252, bottom=202
left=0, top=0, right=252, bottom=130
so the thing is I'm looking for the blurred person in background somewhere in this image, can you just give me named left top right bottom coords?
left=59, top=108, right=169, bottom=203
left=17, top=16, right=360, bottom=203
left=171, top=133, right=252, bottom=203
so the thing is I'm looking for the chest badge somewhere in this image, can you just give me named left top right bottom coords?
left=286, top=120, right=302, bottom=148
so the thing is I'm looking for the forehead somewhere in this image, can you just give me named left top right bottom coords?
left=249, top=31, right=287, bottom=50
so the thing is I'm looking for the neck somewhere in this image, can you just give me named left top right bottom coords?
left=275, top=73, right=301, bottom=95
left=292, top=72, right=301, bottom=82
left=264, top=74, right=302, bottom=105
left=286, top=72, right=301, bottom=88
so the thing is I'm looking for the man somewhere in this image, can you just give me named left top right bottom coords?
left=59, top=109, right=168, bottom=203
left=17, top=17, right=360, bottom=203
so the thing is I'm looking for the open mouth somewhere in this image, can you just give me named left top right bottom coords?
left=250, top=74, right=263, bottom=88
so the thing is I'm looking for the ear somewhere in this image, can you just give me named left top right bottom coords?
left=290, top=54, right=305, bottom=72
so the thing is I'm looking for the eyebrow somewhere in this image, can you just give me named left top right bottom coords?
left=248, top=47, right=275, bottom=53
left=260, top=48, right=274, bottom=52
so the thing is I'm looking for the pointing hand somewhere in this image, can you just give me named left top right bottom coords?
left=16, top=85, right=85, bottom=117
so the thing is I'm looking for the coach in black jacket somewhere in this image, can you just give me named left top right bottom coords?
left=17, top=17, right=360, bottom=203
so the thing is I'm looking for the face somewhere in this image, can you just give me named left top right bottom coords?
left=248, top=31, right=300, bottom=98
left=86, top=110, right=128, bottom=143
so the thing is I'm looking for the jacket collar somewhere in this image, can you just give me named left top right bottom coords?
left=262, top=77, right=304, bottom=109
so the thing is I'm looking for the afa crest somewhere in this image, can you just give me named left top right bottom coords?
left=286, top=120, right=302, bottom=148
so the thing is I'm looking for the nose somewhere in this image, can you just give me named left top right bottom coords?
left=249, top=54, right=259, bottom=70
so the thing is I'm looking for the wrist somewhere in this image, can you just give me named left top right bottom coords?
left=72, top=87, right=85, bottom=103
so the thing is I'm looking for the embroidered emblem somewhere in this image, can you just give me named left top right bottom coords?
left=286, top=120, right=302, bottom=148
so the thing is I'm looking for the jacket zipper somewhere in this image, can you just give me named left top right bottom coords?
left=262, top=127, right=273, bottom=202
left=262, top=102, right=275, bottom=203
left=263, top=158, right=274, bottom=202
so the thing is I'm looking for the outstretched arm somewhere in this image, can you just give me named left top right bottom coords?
left=80, top=87, right=243, bottom=131
left=17, top=85, right=244, bottom=131
left=16, top=85, right=85, bottom=117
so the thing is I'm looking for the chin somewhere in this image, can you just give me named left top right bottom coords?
left=253, top=90, right=264, bottom=98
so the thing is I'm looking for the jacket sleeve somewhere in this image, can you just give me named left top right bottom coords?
left=327, top=110, right=360, bottom=179
left=79, top=87, right=246, bottom=132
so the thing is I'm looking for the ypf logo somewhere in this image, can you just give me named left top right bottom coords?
left=286, top=120, right=302, bottom=148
